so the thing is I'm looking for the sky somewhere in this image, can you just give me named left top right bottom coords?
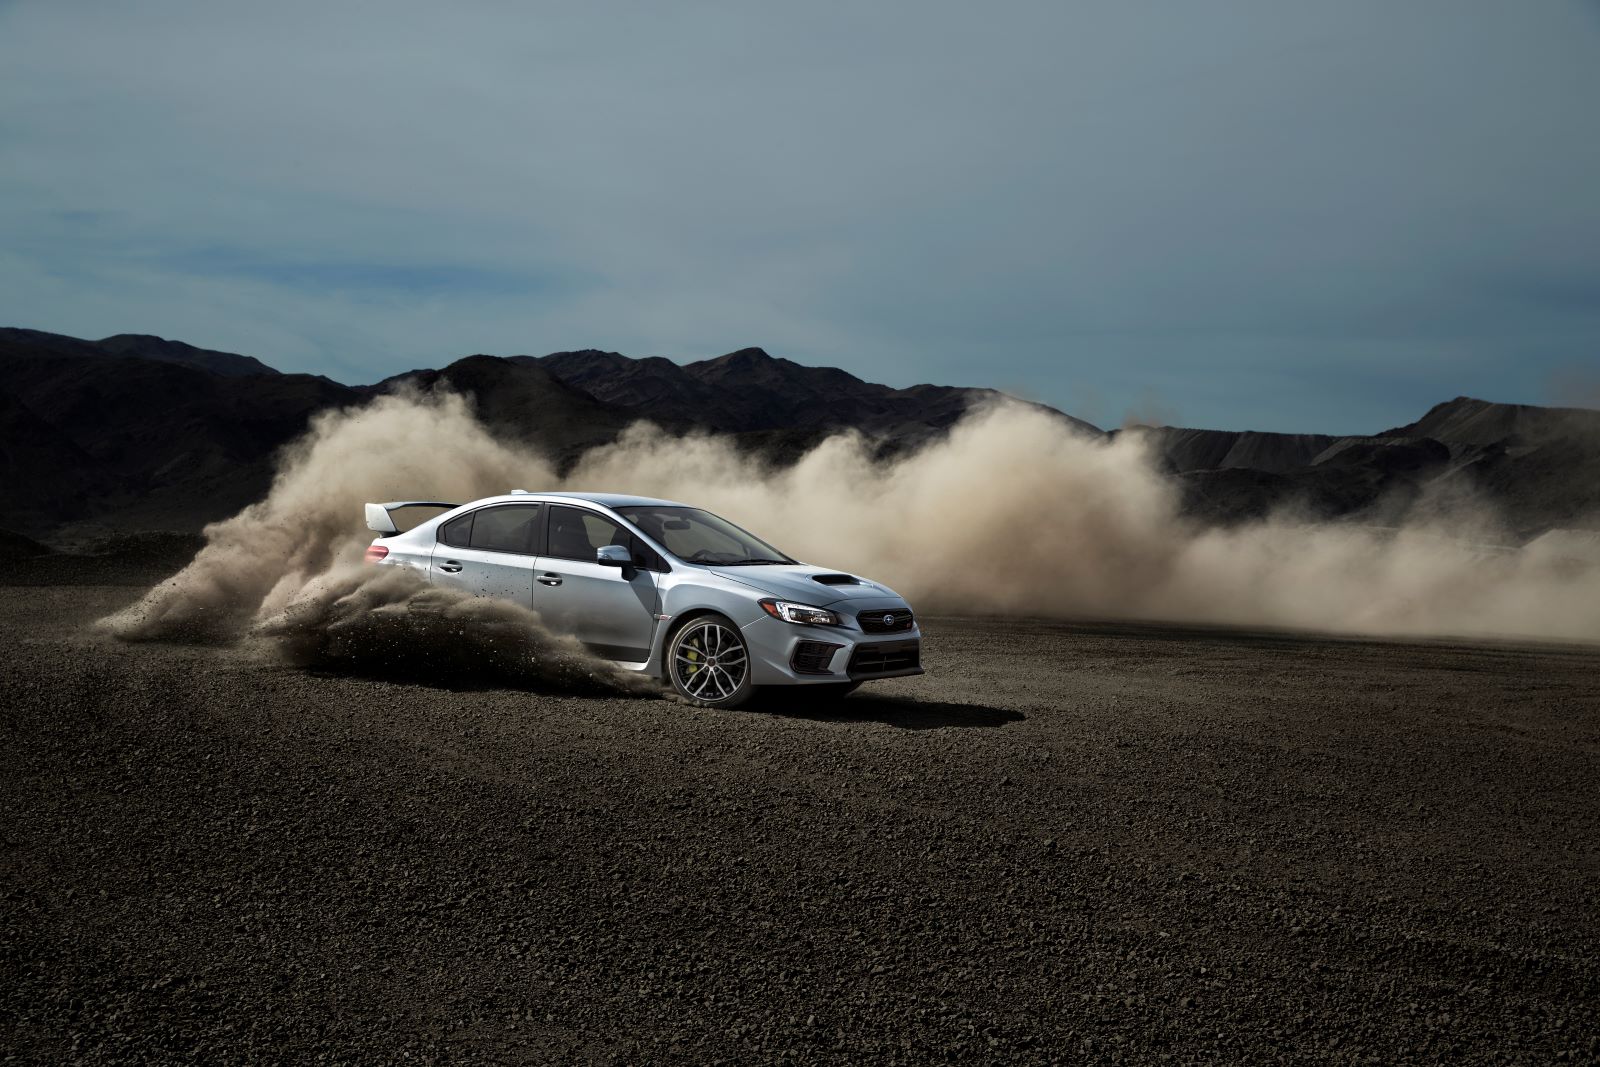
left=2, top=0, right=1598, bottom=433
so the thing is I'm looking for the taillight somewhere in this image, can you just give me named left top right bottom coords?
left=364, top=544, right=389, bottom=563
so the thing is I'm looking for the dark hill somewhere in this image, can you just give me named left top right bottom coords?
left=373, top=356, right=638, bottom=463
left=1381, top=398, right=1600, bottom=533
left=1384, top=395, right=1600, bottom=450
left=1126, top=427, right=1339, bottom=474
left=0, top=526, right=52, bottom=557
left=0, top=386, right=111, bottom=529
left=93, top=334, right=280, bottom=377
left=0, top=336, right=353, bottom=532
left=0, top=328, right=279, bottom=378
left=519, top=350, right=705, bottom=414
left=531, top=345, right=1101, bottom=443
left=1127, top=397, right=1600, bottom=534
left=1, top=327, right=1594, bottom=541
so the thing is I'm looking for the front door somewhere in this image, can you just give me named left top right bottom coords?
left=429, top=503, right=541, bottom=604
left=534, top=505, right=660, bottom=662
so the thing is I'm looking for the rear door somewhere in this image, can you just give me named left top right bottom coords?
left=532, top=505, right=662, bottom=662
left=429, top=504, right=542, bottom=604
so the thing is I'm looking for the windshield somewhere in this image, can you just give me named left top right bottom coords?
left=616, top=506, right=794, bottom=565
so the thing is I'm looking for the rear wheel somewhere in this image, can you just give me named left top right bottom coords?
left=668, top=615, right=754, bottom=708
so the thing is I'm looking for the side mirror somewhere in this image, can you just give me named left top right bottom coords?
left=596, top=545, right=632, bottom=567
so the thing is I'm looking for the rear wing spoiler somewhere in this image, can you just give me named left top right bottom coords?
left=364, top=500, right=458, bottom=535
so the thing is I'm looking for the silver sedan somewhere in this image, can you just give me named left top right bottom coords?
left=363, top=492, right=922, bottom=707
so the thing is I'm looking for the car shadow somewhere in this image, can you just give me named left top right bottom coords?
left=757, top=693, right=1025, bottom=730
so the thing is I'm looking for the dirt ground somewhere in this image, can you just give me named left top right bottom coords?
left=3, top=580, right=1597, bottom=1064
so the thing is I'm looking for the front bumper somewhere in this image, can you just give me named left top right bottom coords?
left=739, top=611, right=924, bottom=686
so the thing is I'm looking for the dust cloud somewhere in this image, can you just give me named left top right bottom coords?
left=256, top=564, right=655, bottom=693
left=98, top=389, right=652, bottom=693
left=103, top=387, right=1600, bottom=651
left=101, top=388, right=540, bottom=642
left=573, top=407, right=1600, bottom=642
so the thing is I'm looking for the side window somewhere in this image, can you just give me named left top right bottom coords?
left=467, top=504, right=540, bottom=554
left=545, top=505, right=663, bottom=570
left=438, top=512, right=474, bottom=548
left=547, top=505, right=623, bottom=562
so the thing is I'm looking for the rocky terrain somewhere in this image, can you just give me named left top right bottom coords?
left=3, top=558, right=1597, bottom=1063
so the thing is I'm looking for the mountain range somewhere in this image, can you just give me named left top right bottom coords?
left=1, top=326, right=1596, bottom=540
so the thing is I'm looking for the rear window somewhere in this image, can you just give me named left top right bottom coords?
left=438, top=512, right=474, bottom=548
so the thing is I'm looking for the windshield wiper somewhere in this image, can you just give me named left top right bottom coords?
left=713, top=559, right=788, bottom=566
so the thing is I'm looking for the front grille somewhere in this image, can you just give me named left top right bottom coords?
left=857, top=608, right=915, bottom=634
left=848, top=640, right=921, bottom=677
left=791, top=640, right=844, bottom=675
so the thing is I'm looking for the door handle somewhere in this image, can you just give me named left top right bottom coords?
left=537, top=573, right=563, bottom=586
left=439, top=560, right=463, bottom=573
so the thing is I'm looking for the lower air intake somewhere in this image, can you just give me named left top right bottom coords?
left=791, top=641, right=844, bottom=675
left=848, top=640, right=921, bottom=678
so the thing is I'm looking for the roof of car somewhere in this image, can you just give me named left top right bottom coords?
left=500, top=491, right=688, bottom=509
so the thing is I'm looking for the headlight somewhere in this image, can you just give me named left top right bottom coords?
left=758, top=599, right=840, bottom=626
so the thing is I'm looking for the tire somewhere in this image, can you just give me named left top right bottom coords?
left=667, top=614, right=755, bottom=709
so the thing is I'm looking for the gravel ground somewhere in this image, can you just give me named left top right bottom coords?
left=3, top=582, right=1598, bottom=1064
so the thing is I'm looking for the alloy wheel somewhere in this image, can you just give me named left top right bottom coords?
left=671, top=619, right=749, bottom=704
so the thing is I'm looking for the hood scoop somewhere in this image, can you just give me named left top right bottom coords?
left=710, top=564, right=896, bottom=604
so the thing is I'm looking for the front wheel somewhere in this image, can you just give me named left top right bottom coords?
left=668, top=615, right=755, bottom=708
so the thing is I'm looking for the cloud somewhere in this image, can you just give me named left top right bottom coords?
left=2, top=0, right=1598, bottom=431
